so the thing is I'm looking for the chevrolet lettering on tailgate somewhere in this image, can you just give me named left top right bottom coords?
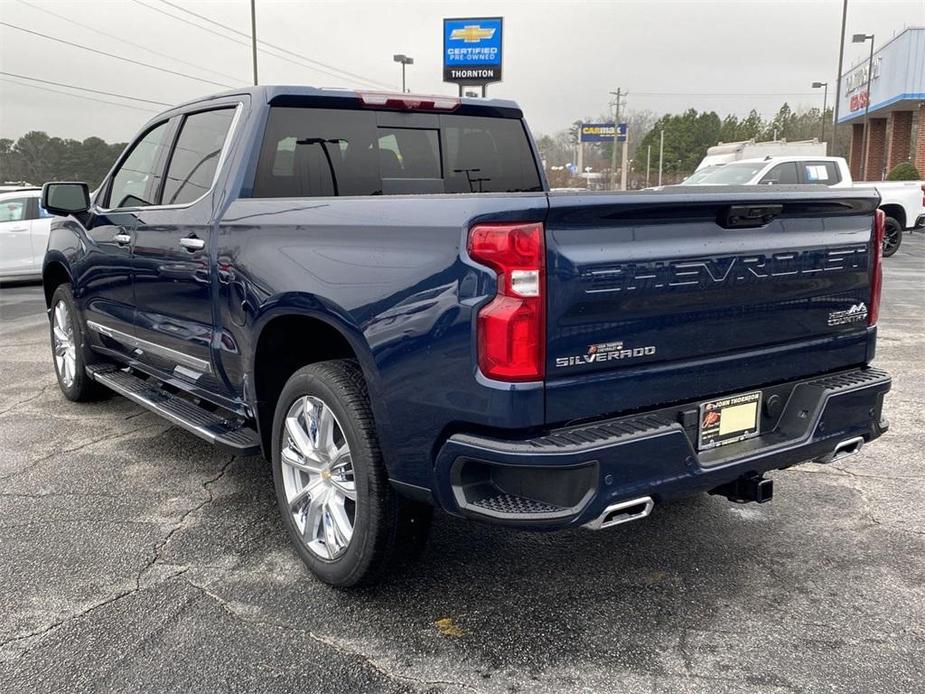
left=585, top=245, right=869, bottom=294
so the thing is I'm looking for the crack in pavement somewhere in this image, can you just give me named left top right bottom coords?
left=0, top=340, right=49, bottom=348
left=138, top=455, right=237, bottom=584
left=0, top=422, right=169, bottom=485
left=0, top=456, right=235, bottom=657
left=184, top=579, right=479, bottom=693
left=784, top=464, right=925, bottom=537
left=0, top=383, right=54, bottom=417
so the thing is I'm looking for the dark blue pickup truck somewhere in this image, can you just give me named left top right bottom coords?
left=41, top=86, right=891, bottom=586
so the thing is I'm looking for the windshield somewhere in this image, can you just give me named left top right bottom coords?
left=680, top=162, right=767, bottom=185
left=682, top=168, right=716, bottom=184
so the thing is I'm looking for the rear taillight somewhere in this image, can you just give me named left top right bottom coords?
left=468, top=222, right=545, bottom=382
left=869, top=209, right=885, bottom=326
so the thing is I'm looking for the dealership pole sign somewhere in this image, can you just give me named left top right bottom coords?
left=580, top=123, right=627, bottom=143
left=443, top=17, right=503, bottom=85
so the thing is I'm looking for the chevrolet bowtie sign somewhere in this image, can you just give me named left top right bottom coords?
left=443, top=17, right=504, bottom=85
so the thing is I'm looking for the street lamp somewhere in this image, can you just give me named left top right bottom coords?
left=812, top=81, right=829, bottom=150
left=393, top=54, right=413, bottom=93
left=852, top=33, right=875, bottom=180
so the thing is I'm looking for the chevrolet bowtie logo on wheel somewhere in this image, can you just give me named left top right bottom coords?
left=449, top=25, right=496, bottom=42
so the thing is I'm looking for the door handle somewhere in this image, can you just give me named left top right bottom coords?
left=8, top=225, right=29, bottom=232
left=179, top=236, right=205, bottom=251
left=113, top=232, right=132, bottom=245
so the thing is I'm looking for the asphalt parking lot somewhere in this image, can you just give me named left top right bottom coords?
left=0, top=236, right=923, bottom=694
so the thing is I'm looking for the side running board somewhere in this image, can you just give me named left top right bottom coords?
left=86, top=365, right=261, bottom=456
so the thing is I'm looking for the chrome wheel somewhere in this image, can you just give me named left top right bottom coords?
left=281, top=395, right=356, bottom=560
left=52, top=300, right=77, bottom=388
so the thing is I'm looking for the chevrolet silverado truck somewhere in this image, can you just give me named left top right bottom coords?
left=41, top=87, right=891, bottom=587
left=680, top=155, right=925, bottom=257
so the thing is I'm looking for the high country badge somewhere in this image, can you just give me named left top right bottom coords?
left=827, top=302, right=868, bottom=327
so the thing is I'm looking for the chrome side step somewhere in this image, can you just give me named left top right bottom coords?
left=583, top=496, right=654, bottom=530
left=86, top=365, right=261, bottom=456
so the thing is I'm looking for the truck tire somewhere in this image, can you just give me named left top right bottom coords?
left=49, top=284, right=108, bottom=402
left=882, top=217, right=902, bottom=257
left=271, top=360, right=431, bottom=587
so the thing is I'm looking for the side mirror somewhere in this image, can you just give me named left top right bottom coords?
left=41, top=182, right=91, bottom=216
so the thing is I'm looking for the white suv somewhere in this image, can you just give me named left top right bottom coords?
left=0, top=188, right=52, bottom=281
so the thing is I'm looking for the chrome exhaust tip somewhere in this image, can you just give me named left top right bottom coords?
left=814, top=435, right=865, bottom=464
left=583, top=496, right=654, bottom=530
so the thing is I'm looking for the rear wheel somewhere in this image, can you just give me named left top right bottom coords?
left=882, top=217, right=902, bottom=257
left=49, top=284, right=107, bottom=402
left=271, top=360, right=431, bottom=587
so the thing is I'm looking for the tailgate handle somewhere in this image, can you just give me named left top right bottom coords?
left=719, top=204, right=783, bottom=229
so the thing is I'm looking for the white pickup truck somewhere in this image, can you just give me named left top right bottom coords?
left=682, top=156, right=925, bottom=256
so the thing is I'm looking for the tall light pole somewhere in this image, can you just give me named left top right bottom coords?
left=852, top=33, right=875, bottom=180
left=812, top=81, right=829, bottom=148
left=832, top=0, right=848, bottom=154
left=393, top=54, right=413, bottom=93
left=250, top=0, right=258, bottom=85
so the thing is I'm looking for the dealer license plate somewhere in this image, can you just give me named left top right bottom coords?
left=698, top=391, right=762, bottom=451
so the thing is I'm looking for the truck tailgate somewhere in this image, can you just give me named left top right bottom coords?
left=544, top=189, right=880, bottom=423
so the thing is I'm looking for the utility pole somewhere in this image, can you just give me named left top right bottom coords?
left=609, top=89, right=622, bottom=191
left=620, top=129, right=629, bottom=191
left=250, top=0, right=258, bottom=85
left=832, top=0, right=848, bottom=154
left=658, top=129, right=664, bottom=187
left=576, top=130, right=583, bottom=180
left=646, top=144, right=651, bottom=187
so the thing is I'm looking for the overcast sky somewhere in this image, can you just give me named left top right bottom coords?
left=1, top=0, right=923, bottom=142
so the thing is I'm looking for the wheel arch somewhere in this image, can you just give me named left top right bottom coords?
left=879, top=203, right=906, bottom=229
left=42, top=255, right=73, bottom=310
left=250, top=303, right=384, bottom=457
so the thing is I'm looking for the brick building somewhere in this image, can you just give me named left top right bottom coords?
left=838, top=27, right=925, bottom=181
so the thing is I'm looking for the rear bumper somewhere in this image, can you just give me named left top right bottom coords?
left=433, top=367, right=891, bottom=529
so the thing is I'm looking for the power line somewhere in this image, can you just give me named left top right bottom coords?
left=0, top=21, right=235, bottom=89
left=154, top=0, right=393, bottom=89
left=130, top=0, right=393, bottom=90
left=131, top=0, right=367, bottom=86
left=16, top=0, right=244, bottom=85
left=0, top=71, right=172, bottom=106
left=0, top=77, right=160, bottom=113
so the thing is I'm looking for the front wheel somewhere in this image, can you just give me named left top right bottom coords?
left=882, top=217, right=902, bottom=258
left=271, top=360, right=431, bottom=587
left=49, top=284, right=108, bottom=402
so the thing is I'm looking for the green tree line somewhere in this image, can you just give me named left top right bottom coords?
left=537, top=103, right=852, bottom=187
left=631, top=103, right=846, bottom=178
left=0, top=131, right=126, bottom=188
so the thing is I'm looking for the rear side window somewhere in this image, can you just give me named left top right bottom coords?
left=442, top=116, right=541, bottom=194
left=802, top=161, right=841, bottom=185
left=255, top=109, right=381, bottom=197
left=759, top=162, right=800, bottom=185
left=161, top=108, right=235, bottom=205
left=0, top=197, right=29, bottom=222
left=252, top=107, right=541, bottom=198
